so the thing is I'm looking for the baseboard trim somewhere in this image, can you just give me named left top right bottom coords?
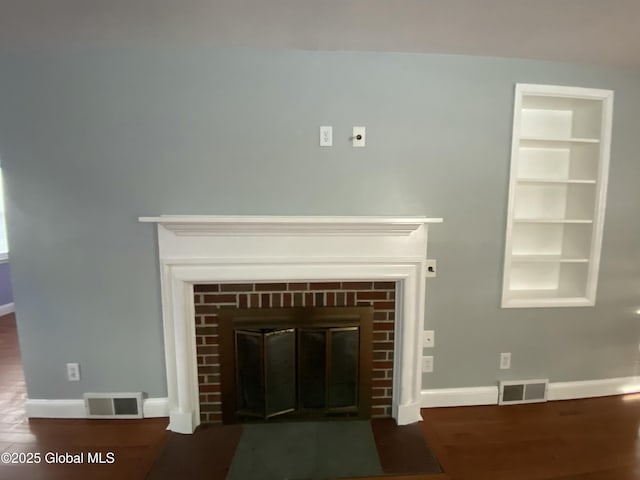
left=0, top=302, right=15, bottom=317
left=421, top=376, right=640, bottom=408
left=421, top=386, right=499, bottom=407
left=547, top=376, right=640, bottom=401
left=26, top=397, right=169, bottom=419
left=142, top=397, right=170, bottom=418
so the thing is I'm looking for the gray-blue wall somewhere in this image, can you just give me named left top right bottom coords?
left=0, top=262, right=13, bottom=306
left=0, top=48, right=638, bottom=399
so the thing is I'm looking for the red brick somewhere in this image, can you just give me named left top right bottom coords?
left=220, top=283, right=254, bottom=292
left=194, top=305, right=219, bottom=315
left=196, top=336, right=203, bottom=345
left=373, top=301, right=395, bottom=310
left=197, top=366, right=220, bottom=375
left=200, top=404, right=219, bottom=412
left=356, top=291, right=388, bottom=300
left=305, top=292, right=313, bottom=306
left=346, top=292, right=355, bottom=305
left=255, top=283, right=287, bottom=291
left=341, top=281, right=373, bottom=290
left=373, top=379, right=393, bottom=388
left=194, top=284, right=220, bottom=293
left=288, top=282, right=309, bottom=291
left=373, top=351, right=387, bottom=360
left=250, top=294, right=260, bottom=307
left=199, top=384, right=221, bottom=393
left=373, top=360, right=393, bottom=370
left=196, top=326, right=218, bottom=336
left=373, top=311, right=388, bottom=321
left=371, top=406, right=386, bottom=416
left=373, top=370, right=387, bottom=379
left=374, top=282, right=396, bottom=289
left=261, top=293, right=271, bottom=307
left=372, top=397, right=391, bottom=406
left=272, top=293, right=282, bottom=307
left=373, top=332, right=387, bottom=341
left=203, top=294, right=237, bottom=304
left=283, top=292, right=292, bottom=307
left=373, top=341, right=394, bottom=350
left=238, top=295, right=248, bottom=308
left=196, top=345, right=219, bottom=355
left=202, top=315, right=218, bottom=325
left=204, top=336, right=219, bottom=345
left=310, top=282, right=340, bottom=289
left=326, top=292, right=335, bottom=306
left=372, top=388, right=387, bottom=397
left=374, top=322, right=395, bottom=331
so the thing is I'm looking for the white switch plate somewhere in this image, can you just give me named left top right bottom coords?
left=423, top=330, right=435, bottom=348
left=500, top=352, right=511, bottom=370
left=352, top=126, right=365, bottom=147
left=422, top=356, right=434, bottom=372
left=67, top=362, right=80, bottom=381
left=425, top=259, right=437, bottom=278
left=320, top=126, right=332, bottom=147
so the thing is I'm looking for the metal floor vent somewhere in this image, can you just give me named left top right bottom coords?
left=84, top=392, right=143, bottom=419
left=498, top=379, right=548, bottom=405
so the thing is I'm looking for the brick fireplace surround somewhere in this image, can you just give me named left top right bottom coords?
left=194, top=281, right=397, bottom=423
left=139, top=215, right=442, bottom=434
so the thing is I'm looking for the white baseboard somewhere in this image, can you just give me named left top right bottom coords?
left=142, top=397, right=170, bottom=417
left=0, top=302, right=15, bottom=317
left=26, top=397, right=169, bottom=419
left=421, top=386, right=499, bottom=407
left=421, top=376, right=640, bottom=408
left=547, top=376, right=640, bottom=401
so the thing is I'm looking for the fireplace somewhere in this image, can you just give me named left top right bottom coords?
left=139, top=215, right=442, bottom=434
left=194, top=282, right=396, bottom=423
left=219, top=306, right=373, bottom=423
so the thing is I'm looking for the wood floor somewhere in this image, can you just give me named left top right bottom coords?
left=1, top=313, right=640, bottom=479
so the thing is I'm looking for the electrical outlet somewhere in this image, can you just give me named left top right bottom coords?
left=500, top=352, right=511, bottom=370
left=423, top=330, right=435, bottom=348
left=67, top=363, right=80, bottom=382
left=422, top=356, right=434, bottom=373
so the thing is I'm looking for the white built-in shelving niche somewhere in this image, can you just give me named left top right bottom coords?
left=502, top=84, right=613, bottom=308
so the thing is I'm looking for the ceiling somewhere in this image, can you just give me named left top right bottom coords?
left=1, top=0, right=639, bottom=68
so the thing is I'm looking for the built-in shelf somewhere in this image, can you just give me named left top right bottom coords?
left=511, top=255, right=590, bottom=263
left=517, top=178, right=596, bottom=185
left=502, top=84, right=613, bottom=308
left=513, top=219, right=594, bottom=224
left=520, top=136, right=600, bottom=144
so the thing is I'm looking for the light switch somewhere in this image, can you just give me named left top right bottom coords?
left=320, top=126, right=332, bottom=147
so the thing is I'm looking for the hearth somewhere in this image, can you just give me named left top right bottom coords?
left=219, top=307, right=373, bottom=423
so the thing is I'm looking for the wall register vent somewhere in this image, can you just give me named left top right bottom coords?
left=84, top=392, right=143, bottom=418
left=498, top=379, right=549, bottom=405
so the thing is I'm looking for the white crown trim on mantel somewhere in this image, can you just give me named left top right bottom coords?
left=139, top=215, right=443, bottom=236
left=140, top=214, right=442, bottom=434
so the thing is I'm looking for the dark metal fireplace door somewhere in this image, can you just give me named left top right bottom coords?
left=219, top=307, right=373, bottom=424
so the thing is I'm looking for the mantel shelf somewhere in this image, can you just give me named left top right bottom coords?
left=139, top=215, right=444, bottom=237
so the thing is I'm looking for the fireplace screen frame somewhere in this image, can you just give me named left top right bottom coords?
left=219, top=307, right=373, bottom=424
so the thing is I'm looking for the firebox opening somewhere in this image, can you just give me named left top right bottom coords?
left=219, top=307, right=373, bottom=424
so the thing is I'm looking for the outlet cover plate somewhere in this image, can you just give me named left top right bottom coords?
left=422, top=356, right=434, bottom=372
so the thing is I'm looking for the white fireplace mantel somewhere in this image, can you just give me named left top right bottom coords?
left=140, top=215, right=442, bottom=433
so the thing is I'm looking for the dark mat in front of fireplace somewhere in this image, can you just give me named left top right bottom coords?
left=227, top=420, right=381, bottom=480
